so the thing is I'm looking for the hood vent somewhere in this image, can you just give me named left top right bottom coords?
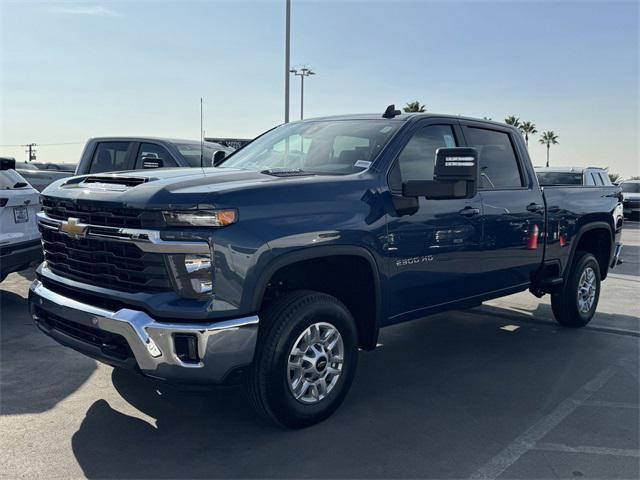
left=83, top=175, right=148, bottom=187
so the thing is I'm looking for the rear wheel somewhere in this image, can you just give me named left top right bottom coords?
left=245, top=290, right=358, bottom=428
left=551, top=252, right=600, bottom=328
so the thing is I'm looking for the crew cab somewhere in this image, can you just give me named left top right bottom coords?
left=0, top=160, right=43, bottom=282
left=74, top=137, right=234, bottom=175
left=29, top=108, right=623, bottom=427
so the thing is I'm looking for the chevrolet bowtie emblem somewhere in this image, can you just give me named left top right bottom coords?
left=59, top=217, right=88, bottom=238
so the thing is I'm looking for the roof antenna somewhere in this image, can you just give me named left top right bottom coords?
left=382, top=104, right=401, bottom=118
left=200, top=97, right=204, bottom=173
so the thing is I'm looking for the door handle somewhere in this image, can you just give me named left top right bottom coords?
left=527, top=203, right=544, bottom=213
left=458, top=206, right=480, bottom=217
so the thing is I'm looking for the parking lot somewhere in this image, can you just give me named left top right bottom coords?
left=1, top=223, right=638, bottom=479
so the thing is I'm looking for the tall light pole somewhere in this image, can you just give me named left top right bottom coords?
left=284, top=0, right=291, bottom=123
left=290, top=67, right=315, bottom=120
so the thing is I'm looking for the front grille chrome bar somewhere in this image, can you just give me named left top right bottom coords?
left=37, top=211, right=209, bottom=254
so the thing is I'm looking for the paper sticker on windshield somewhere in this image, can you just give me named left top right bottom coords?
left=354, top=160, right=372, bottom=169
left=444, top=135, right=455, bottom=148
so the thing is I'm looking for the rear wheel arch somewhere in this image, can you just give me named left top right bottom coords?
left=567, top=222, right=613, bottom=280
left=252, top=246, right=382, bottom=350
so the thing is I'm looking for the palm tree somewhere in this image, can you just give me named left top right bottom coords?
left=520, top=121, right=538, bottom=147
left=538, top=131, right=559, bottom=167
left=403, top=101, right=426, bottom=113
left=504, top=115, right=521, bottom=129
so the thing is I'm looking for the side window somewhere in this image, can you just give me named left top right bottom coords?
left=598, top=172, right=611, bottom=185
left=585, top=173, right=596, bottom=186
left=464, top=127, right=524, bottom=189
left=89, top=142, right=134, bottom=174
left=590, top=172, right=604, bottom=186
left=395, top=125, right=457, bottom=183
left=135, top=143, right=177, bottom=169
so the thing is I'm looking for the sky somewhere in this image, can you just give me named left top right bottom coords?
left=1, top=0, right=638, bottom=177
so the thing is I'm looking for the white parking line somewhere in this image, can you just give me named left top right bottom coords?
left=535, top=442, right=640, bottom=458
left=582, top=400, right=639, bottom=409
left=468, top=367, right=616, bottom=480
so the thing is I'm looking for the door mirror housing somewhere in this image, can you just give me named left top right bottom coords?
left=402, top=147, right=478, bottom=200
left=213, top=150, right=227, bottom=167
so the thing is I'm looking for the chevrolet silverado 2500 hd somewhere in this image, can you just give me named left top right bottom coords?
left=29, top=109, right=623, bottom=427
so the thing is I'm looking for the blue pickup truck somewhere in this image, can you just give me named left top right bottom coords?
left=29, top=107, right=623, bottom=427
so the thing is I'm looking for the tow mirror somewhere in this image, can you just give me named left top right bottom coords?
left=142, top=157, right=163, bottom=169
left=403, top=147, right=478, bottom=200
left=213, top=150, right=227, bottom=167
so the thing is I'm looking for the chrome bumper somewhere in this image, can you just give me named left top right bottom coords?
left=29, top=280, right=258, bottom=384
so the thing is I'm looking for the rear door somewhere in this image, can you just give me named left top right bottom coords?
left=460, top=121, right=545, bottom=291
left=384, top=119, right=484, bottom=322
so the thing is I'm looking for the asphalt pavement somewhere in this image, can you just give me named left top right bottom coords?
left=1, top=223, right=638, bottom=479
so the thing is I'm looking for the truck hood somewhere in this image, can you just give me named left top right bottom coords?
left=41, top=167, right=328, bottom=209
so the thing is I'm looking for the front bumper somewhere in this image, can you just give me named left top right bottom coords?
left=29, top=279, right=259, bottom=384
left=0, top=239, right=43, bottom=278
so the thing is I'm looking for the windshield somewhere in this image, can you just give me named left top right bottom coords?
left=621, top=182, right=640, bottom=193
left=536, top=172, right=583, bottom=186
left=220, top=120, right=401, bottom=175
left=178, top=144, right=228, bottom=168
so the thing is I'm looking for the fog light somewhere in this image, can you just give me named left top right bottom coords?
left=174, top=333, right=199, bottom=363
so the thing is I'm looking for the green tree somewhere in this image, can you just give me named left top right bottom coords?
left=403, top=101, right=426, bottom=113
left=608, top=172, right=622, bottom=184
left=504, top=115, right=521, bottom=129
left=538, top=131, right=559, bottom=167
left=520, top=121, right=538, bottom=147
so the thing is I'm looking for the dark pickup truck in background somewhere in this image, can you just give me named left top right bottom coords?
left=29, top=108, right=623, bottom=427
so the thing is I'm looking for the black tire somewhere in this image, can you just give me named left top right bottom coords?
left=245, top=290, right=358, bottom=428
left=551, top=252, right=601, bottom=328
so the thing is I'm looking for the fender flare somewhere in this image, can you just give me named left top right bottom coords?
left=250, top=245, right=382, bottom=349
left=566, top=221, right=613, bottom=279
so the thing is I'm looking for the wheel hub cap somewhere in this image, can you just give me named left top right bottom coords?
left=577, top=266, right=597, bottom=313
left=287, top=322, right=344, bottom=404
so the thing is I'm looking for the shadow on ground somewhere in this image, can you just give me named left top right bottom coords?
left=0, top=286, right=97, bottom=415
left=71, top=308, right=639, bottom=479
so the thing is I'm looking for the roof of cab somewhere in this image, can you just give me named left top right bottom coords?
left=87, top=136, right=229, bottom=147
left=296, top=112, right=514, bottom=129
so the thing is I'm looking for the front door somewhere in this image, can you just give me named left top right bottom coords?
left=384, top=120, right=484, bottom=323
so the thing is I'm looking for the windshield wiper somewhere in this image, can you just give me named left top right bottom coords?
left=260, top=168, right=316, bottom=177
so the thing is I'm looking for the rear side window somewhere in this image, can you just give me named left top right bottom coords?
left=135, top=143, right=177, bottom=169
left=591, top=172, right=604, bottom=186
left=464, top=127, right=523, bottom=189
left=598, top=172, right=611, bottom=185
left=90, top=142, right=134, bottom=174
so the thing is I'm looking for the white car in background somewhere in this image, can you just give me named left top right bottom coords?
left=0, top=165, right=43, bottom=282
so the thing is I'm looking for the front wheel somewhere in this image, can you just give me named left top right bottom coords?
left=245, top=290, right=359, bottom=428
left=551, top=252, right=601, bottom=328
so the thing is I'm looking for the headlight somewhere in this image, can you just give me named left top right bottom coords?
left=163, top=210, right=237, bottom=227
left=167, top=253, right=213, bottom=299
